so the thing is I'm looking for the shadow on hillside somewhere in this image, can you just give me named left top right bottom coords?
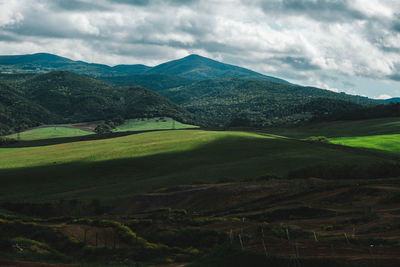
left=0, top=133, right=399, bottom=203
left=1, top=128, right=201, bottom=148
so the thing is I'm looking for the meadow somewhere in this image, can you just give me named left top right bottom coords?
left=113, top=117, right=198, bottom=132
left=0, top=129, right=394, bottom=203
left=330, top=133, right=400, bottom=154
left=6, top=126, right=92, bottom=141
left=266, top=117, right=400, bottom=138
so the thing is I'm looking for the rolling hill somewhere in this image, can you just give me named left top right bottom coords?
left=156, top=77, right=377, bottom=126
left=0, top=71, right=195, bottom=134
left=0, top=82, right=54, bottom=135
left=0, top=129, right=394, bottom=202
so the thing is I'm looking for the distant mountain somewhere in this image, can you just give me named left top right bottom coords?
left=145, top=54, right=290, bottom=83
left=0, top=53, right=290, bottom=83
left=0, top=53, right=150, bottom=77
left=157, top=77, right=377, bottom=126
left=0, top=71, right=194, bottom=134
left=378, top=97, right=400, bottom=103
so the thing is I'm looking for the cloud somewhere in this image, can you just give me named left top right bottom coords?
left=0, top=0, right=399, bottom=97
left=375, top=94, right=392, bottom=99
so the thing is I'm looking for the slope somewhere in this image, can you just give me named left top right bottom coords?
left=146, top=54, right=290, bottom=83
left=0, top=130, right=395, bottom=202
left=0, top=71, right=195, bottom=134
left=159, top=77, right=376, bottom=126
left=0, top=82, right=53, bottom=135
left=0, top=53, right=149, bottom=76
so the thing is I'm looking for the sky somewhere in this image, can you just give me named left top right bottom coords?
left=0, top=0, right=400, bottom=99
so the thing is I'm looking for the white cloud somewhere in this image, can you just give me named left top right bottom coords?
left=375, top=94, right=392, bottom=99
left=0, top=0, right=400, bottom=97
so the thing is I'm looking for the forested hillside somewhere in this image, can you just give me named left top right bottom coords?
left=159, top=77, right=377, bottom=126
left=0, top=71, right=194, bottom=134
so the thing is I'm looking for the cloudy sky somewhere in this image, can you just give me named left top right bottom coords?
left=1, top=0, right=400, bottom=98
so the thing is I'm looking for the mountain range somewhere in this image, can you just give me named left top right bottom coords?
left=0, top=52, right=388, bottom=134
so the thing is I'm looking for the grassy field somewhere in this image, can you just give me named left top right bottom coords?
left=0, top=129, right=394, bottom=203
left=5, top=126, right=93, bottom=141
left=330, top=133, right=400, bottom=153
left=266, top=117, right=400, bottom=138
left=113, top=117, right=198, bottom=132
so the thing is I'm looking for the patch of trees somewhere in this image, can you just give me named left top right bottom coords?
left=319, top=103, right=400, bottom=121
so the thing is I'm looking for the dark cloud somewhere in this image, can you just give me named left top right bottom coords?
left=50, top=0, right=108, bottom=11
left=261, top=0, right=366, bottom=22
left=388, top=74, right=400, bottom=81
left=107, top=0, right=149, bottom=6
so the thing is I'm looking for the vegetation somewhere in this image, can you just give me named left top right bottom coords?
left=6, top=127, right=93, bottom=141
left=0, top=71, right=194, bottom=134
left=330, top=134, right=400, bottom=153
left=158, top=77, right=376, bottom=126
left=0, top=130, right=393, bottom=203
left=113, top=117, right=198, bottom=132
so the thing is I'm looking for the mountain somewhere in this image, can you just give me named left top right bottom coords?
left=378, top=97, right=400, bottom=103
left=100, top=74, right=195, bottom=92
left=145, top=54, right=290, bottom=83
left=0, top=53, right=290, bottom=83
left=0, top=53, right=150, bottom=77
left=156, top=77, right=377, bottom=126
left=0, top=71, right=194, bottom=134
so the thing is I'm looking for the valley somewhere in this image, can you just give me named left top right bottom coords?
left=0, top=53, right=399, bottom=266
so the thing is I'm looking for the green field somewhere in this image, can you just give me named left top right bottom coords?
left=330, top=133, right=400, bottom=153
left=0, top=129, right=393, bottom=203
left=113, top=117, right=198, bottom=132
left=6, top=126, right=93, bottom=141
left=267, top=117, right=400, bottom=138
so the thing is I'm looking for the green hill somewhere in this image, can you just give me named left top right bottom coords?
left=0, top=71, right=195, bottom=134
left=0, top=82, right=53, bottom=135
left=146, top=54, right=290, bottom=83
left=158, top=77, right=376, bottom=126
left=0, top=129, right=393, bottom=203
left=100, top=74, right=195, bottom=91
left=113, top=117, right=198, bottom=132
left=0, top=53, right=149, bottom=76
left=0, top=53, right=290, bottom=83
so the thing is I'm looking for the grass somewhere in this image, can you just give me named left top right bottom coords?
left=0, top=129, right=394, bottom=203
left=266, top=117, right=400, bottom=138
left=330, top=134, right=400, bottom=153
left=113, top=117, right=198, bottom=132
left=5, top=127, right=93, bottom=141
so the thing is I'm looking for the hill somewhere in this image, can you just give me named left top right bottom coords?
left=145, top=54, right=290, bottom=83
left=0, top=129, right=394, bottom=202
left=0, top=71, right=195, bottom=134
left=157, top=77, right=377, bottom=126
left=0, top=53, right=290, bottom=83
left=0, top=82, right=53, bottom=135
left=100, top=74, right=195, bottom=91
left=0, top=53, right=150, bottom=77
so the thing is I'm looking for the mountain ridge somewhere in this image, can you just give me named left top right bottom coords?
left=0, top=52, right=290, bottom=83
